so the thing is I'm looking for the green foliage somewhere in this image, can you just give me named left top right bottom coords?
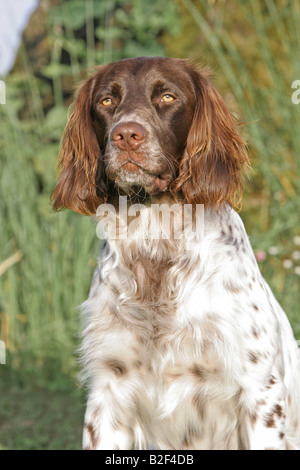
left=0, top=91, right=97, bottom=377
left=47, top=0, right=180, bottom=68
left=97, top=0, right=181, bottom=60
left=0, top=376, right=84, bottom=449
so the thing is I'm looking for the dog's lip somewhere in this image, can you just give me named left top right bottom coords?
left=120, top=159, right=170, bottom=184
left=121, top=160, right=141, bottom=173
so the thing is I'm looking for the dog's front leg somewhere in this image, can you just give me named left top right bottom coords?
left=81, top=318, right=147, bottom=450
left=83, top=370, right=139, bottom=450
left=81, top=261, right=149, bottom=450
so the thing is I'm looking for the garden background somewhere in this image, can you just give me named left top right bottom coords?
left=0, top=0, right=299, bottom=450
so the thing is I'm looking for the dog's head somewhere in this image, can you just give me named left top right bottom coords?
left=51, top=57, right=249, bottom=215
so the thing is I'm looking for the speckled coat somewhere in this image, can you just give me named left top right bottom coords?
left=81, top=204, right=300, bottom=450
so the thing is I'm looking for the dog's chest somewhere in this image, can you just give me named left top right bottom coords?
left=135, top=335, right=241, bottom=449
left=107, top=236, right=243, bottom=364
left=93, top=233, right=249, bottom=448
left=127, top=260, right=241, bottom=448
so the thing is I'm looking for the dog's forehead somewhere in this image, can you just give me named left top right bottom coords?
left=94, top=57, right=193, bottom=91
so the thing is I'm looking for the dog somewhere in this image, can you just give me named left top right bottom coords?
left=51, top=57, right=300, bottom=450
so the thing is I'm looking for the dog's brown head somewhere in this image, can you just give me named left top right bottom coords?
left=51, top=57, right=249, bottom=215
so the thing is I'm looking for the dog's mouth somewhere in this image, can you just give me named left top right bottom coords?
left=121, top=159, right=170, bottom=190
left=107, top=156, right=171, bottom=193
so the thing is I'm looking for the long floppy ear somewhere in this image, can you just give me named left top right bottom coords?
left=51, top=75, right=107, bottom=215
left=173, top=69, right=250, bottom=210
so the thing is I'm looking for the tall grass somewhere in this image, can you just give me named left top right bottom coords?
left=0, top=48, right=99, bottom=384
left=0, top=95, right=98, bottom=380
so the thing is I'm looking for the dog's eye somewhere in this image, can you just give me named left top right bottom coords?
left=102, top=98, right=113, bottom=106
left=161, top=94, right=175, bottom=103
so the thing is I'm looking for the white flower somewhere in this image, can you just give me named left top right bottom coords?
left=292, top=251, right=300, bottom=260
left=268, top=246, right=279, bottom=255
left=282, top=259, right=293, bottom=269
left=293, top=236, right=300, bottom=246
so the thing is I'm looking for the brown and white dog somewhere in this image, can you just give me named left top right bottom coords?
left=52, top=57, right=300, bottom=450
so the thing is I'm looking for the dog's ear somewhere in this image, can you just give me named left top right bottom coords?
left=173, top=69, right=250, bottom=210
left=51, top=74, right=107, bottom=215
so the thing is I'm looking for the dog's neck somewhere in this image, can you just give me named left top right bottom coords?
left=95, top=193, right=205, bottom=258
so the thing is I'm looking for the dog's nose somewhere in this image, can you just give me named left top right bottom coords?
left=111, top=122, right=146, bottom=150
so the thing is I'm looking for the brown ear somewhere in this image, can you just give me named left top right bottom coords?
left=173, top=70, right=250, bottom=210
left=51, top=75, right=107, bottom=215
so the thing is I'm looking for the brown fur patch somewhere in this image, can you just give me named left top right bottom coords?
left=92, top=406, right=102, bottom=421
left=274, top=404, right=283, bottom=418
left=250, top=412, right=257, bottom=426
left=248, top=352, right=260, bottom=364
left=105, top=358, right=128, bottom=377
left=191, top=364, right=205, bottom=379
left=251, top=326, right=260, bottom=339
left=84, top=422, right=98, bottom=449
left=264, top=413, right=276, bottom=428
left=225, top=282, right=241, bottom=294
left=132, top=256, right=173, bottom=302
left=264, top=404, right=283, bottom=429
left=269, top=375, right=277, bottom=386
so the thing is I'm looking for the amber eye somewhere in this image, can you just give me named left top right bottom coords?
left=161, top=94, right=175, bottom=103
left=102, top=97, right=113, bottom=106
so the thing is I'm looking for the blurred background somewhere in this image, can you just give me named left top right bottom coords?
left=0, top=0, right=299, bottom=450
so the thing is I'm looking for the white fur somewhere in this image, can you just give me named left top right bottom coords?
left=81, top=204, right=300, bottom=450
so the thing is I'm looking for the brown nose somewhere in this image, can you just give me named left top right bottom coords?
left=111, top=122, right=145, bottom=150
